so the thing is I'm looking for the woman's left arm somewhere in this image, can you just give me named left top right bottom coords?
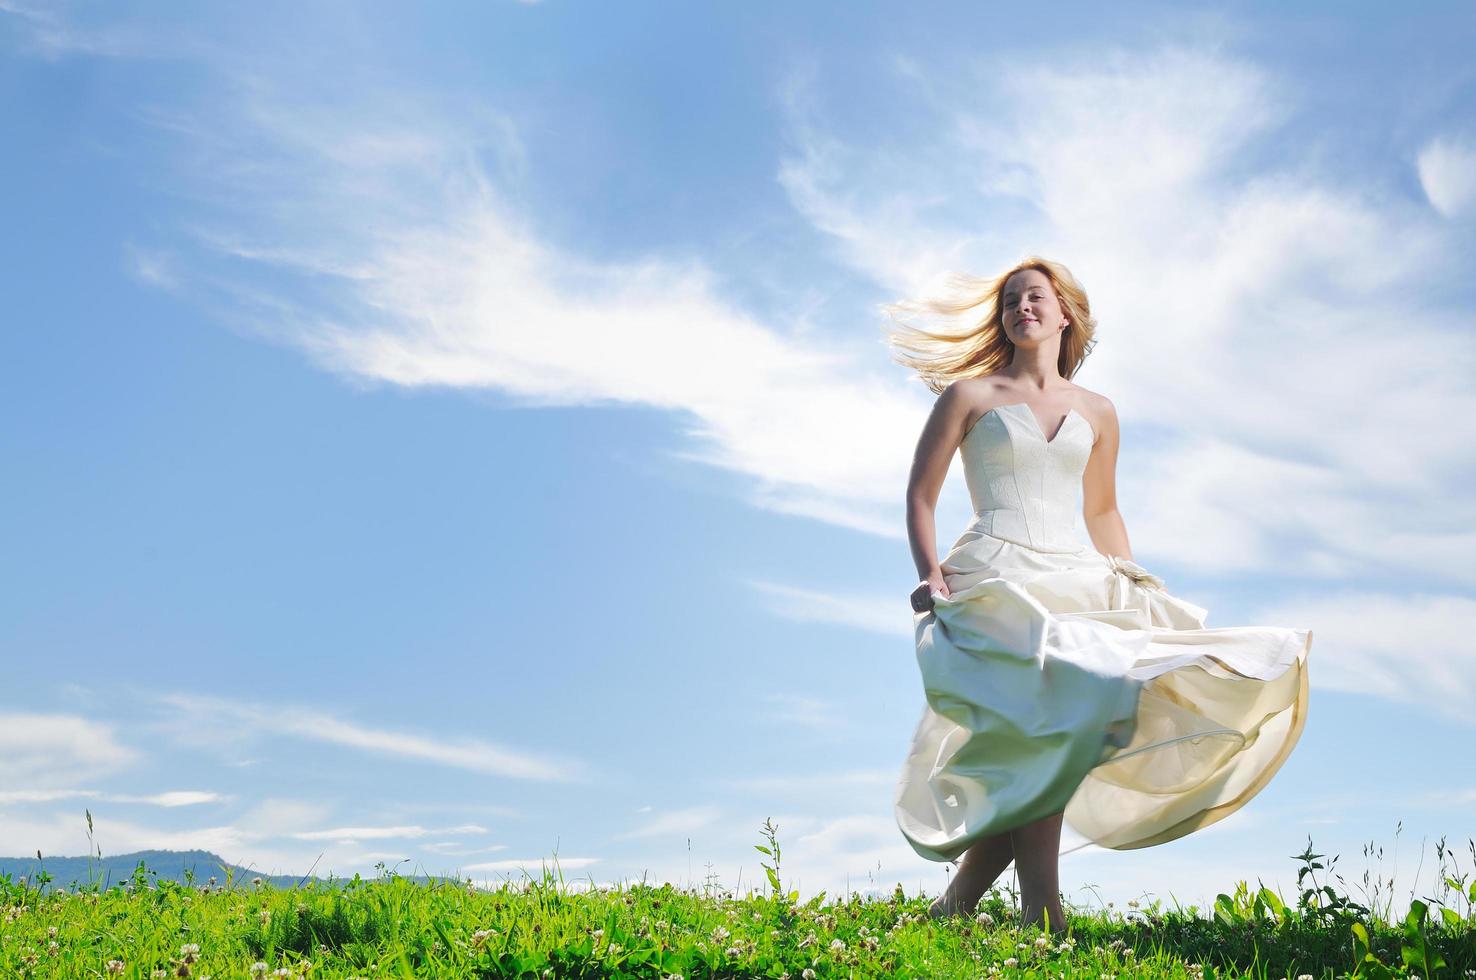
left=1082, top=398, right=1134, bottom=560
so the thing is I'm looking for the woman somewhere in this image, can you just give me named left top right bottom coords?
left=887, top=257, right=1311, bottom=933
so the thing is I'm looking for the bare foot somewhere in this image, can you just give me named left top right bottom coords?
left=927, top=870, right=989, bottom=919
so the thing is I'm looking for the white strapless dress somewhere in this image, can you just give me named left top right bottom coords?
left=894, top=402, right=1311, bottom=862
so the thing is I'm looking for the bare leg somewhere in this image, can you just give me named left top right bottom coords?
left=1009, top=810, right=1067, bottom=934
left=928, top=830, right=1014, bottom=918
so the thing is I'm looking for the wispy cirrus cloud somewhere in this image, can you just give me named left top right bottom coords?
left=1417, top=134, right=1476, bottom=220
left=151, top=692, right=591, bottom=782
left=0, top=713, right=139, bottom=788
left=612, top=806, right=724, bottom=841
left=291, top=823, right=489, bottom=842
left=0, top=789, right=224, bottom=807
left=776, top=45, right=1476, bottom=585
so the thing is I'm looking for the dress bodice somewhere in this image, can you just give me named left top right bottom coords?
left=958, top=401, right=1095, bottom=553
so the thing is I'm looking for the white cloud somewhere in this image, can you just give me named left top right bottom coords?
left=462, top=855, right=601, bottom=873
left=0, top=789, right=223, bottom=807
left=1417, top=135, right=1476, bottom=219
left=1253, top=591, right=1476, bottom=719
left=422, top=841, right=507, bottom=857
left=775, top=45, right=1475, bottom=590
left=71, top=27, right=1474, bottom=606
left=291, top=823, right=489, bottom=842
left=151, top=692, right=590, bottom=781
left=745, top=580, right=914, bottom=639
left=758, top=693, right=858, bottom=739
left=612, top=806, right=724, bottom=841
left=94, top=57, right=931, bottom=540
left=0, top=713, right=138, bottom=788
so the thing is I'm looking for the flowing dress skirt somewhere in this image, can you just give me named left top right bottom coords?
left=894, top=528, right=1311, bottom=862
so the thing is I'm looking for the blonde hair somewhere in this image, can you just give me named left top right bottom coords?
left=883, top=256, right=1098, bottom=394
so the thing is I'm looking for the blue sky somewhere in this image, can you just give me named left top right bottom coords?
left=3, top=1, right=1474, bottom=918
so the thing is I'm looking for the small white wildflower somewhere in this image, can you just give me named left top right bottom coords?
left=1128, top=899, right=1139, bottom=908
left=1297, top=976, right=1315, bottom=980
left=106, top=962, right=126, bottom=976
left=802, top=970, right=817, bottom=980
left=709, top=925, right=729, bottom=942
left=249, top=965, right=268, bottom=976
left=975, top=911, right=995, bottom=926
left=1035, top=935, right=1051, bottom=950
left=252, top=877, right=263, bottom=886
left=1004, top=957, right=1019, bottom=968
left=829, top=938, right=846, bottom=951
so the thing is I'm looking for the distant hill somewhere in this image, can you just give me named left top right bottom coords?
left=0, top=849, right=459, bottom=892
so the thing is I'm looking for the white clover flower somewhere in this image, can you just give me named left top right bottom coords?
left=829, top=938, right=846, bottom=951
left=802, top=970, right=817, bottom=980
left=249, top=964, right=268, bottom=976
left=1004, top=957, right=1019, bottom=968
left=1034, top=935, right=1051, bottom=950
left=976, top=911, right=995, bottom=926
left=106, top=962, right=126, bottom=976
left=709, top=925, right=728, bottom=942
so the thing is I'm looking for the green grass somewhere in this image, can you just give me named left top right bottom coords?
left=1, top=820, right=1472, bottom=979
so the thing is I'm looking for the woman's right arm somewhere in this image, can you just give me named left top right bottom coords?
left=906, top=382, right=974, bottom=606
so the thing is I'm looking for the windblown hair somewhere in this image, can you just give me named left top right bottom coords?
left=883, top=256, right=1098, bottom=394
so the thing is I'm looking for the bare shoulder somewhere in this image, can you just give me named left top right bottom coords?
left=944, top=375, right=1014, bottom=424
left=1071, top=386, right=1118, bottom=437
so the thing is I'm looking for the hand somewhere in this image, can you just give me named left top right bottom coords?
left=910, top=574, right=949, bottom=613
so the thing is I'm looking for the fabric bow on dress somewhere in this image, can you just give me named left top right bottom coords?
left=1107, top=554, right=1165, bottom=591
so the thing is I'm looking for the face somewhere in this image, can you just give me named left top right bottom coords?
left=1000, top=268, right=1068, bottom=343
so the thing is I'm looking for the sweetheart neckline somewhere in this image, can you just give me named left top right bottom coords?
left=965, top=402, right=1093, bottom=446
